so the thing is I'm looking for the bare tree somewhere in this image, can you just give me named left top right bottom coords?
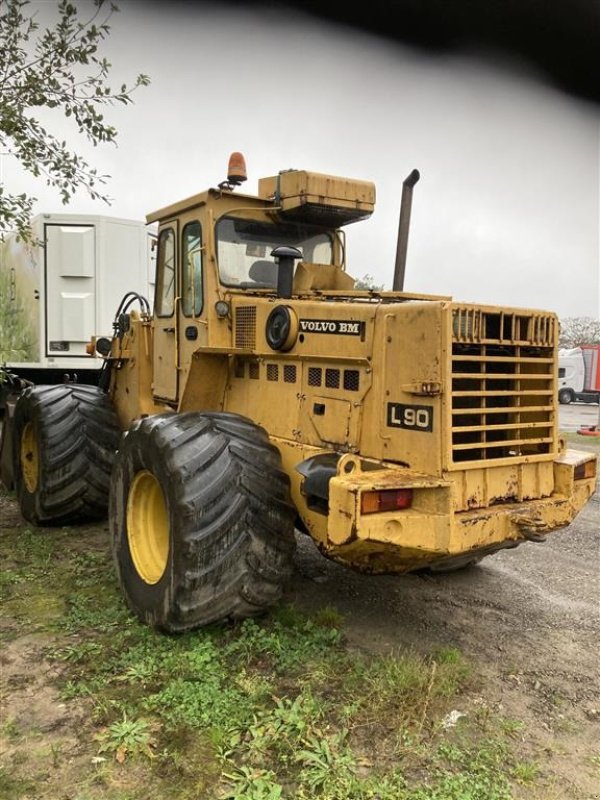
left=0, top=0, right=149, bottom=242
left=559, top=316, right=600, bottom=348
left=353, top=273, right=386, bottom=291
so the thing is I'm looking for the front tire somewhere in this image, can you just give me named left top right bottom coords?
left=110, top=411, right=297, bottom=632
left=14, top=385, right=120, bottom=525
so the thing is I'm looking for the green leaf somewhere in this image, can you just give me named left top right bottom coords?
left=0, top=0, right=150, bottom=241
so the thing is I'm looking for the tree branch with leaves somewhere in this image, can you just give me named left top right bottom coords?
left=0, top=0, right=149, bottom=241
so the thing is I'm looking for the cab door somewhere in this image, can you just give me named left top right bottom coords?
left=177, top=220, right=205, bottom=389
left=152, top=223, right=178, bottom=401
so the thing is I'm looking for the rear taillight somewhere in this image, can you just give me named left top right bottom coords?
left=361, top=489, right=413, bottom=514
left=574, top=460, right=597, bottom=481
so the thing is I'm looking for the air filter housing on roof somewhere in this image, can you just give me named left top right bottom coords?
left=258, top=169, right=375, bottom=227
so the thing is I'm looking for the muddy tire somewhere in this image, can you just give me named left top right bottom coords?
left=14, top=385, right=120, bottom=526
left=110, top=411, right=297, bottom=632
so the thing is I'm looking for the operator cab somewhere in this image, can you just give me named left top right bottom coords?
left=215, top=152, right=375, bottom=294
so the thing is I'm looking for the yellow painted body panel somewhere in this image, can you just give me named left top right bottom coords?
left=283, top=445, right=596, bottom=573
left=106, top=313, right=171, bottom=428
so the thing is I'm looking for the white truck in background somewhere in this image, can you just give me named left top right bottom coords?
left=558, top=345, right=600, bottom=404
left=0, top=213, right=156, bottom=387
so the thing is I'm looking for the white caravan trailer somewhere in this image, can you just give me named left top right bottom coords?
left=0, top=213, right=156, bottom=386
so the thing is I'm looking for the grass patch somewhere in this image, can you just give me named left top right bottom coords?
left=0, top=765, right=36, bottom=797
left=0, top=491, right=548, bottom=799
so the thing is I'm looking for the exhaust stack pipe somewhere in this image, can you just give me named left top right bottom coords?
left=392, top=168, right=420, bottom=292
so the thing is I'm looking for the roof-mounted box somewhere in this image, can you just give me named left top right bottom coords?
left=258, top=170, right=375, bottom=227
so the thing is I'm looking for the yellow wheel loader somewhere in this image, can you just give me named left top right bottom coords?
left=8, top=153, right=597, bottom=632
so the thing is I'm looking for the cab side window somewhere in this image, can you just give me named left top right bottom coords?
left=155, top=228, right=176, bottom=317
left=182, top=222, right=203, bottom=316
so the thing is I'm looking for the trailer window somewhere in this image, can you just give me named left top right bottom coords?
left=182, top=221, right=203, bottom=316
left=215, top=216, right=333, bottom=288
left=558, top=367, right=565, bottom=378
left=155, top=228, right=176, bottom=317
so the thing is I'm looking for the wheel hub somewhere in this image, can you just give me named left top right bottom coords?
left=20, top=422, right=39, bottom=493
left=126, top=470, right=169, bottom=584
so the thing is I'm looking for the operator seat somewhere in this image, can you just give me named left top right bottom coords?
left=248, top=259, right=277, bottom=286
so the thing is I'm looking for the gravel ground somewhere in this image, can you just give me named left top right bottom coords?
left=286, top=435, right=600, bottom=799
left=559, top=402, right=600, bottom=433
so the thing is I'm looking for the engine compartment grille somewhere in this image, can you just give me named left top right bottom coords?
left=451, top=307, right=556, bottom=466
left=234, top=306, right=257, bottom=350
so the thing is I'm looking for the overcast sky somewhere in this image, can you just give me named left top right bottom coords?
left=7, top=1, right=600, bottom=319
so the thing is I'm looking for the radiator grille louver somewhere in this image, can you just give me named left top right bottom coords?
left=452, top=308, right=554, bottom=347
left=451, top=308, right=556, bottom=466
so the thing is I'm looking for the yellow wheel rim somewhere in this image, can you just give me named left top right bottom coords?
left=126, top=470, right=170, bottom=584
left=20, top=422, right=39, bottom=493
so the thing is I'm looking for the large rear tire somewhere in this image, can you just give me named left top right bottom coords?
left=110, top=411, right=297, bottom=632
left=14, top=385, right=120, bottom=525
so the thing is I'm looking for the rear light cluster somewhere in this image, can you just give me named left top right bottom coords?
left=361, top=488, right=413, bottom=515
left=574, top=460, right=597, bottom=481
